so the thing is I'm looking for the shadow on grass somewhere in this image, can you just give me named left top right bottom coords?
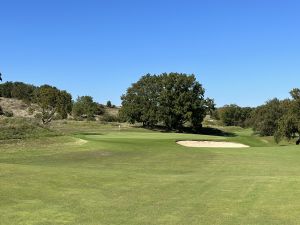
left=75, top=132, right=104, bottom=136
left=138, top=125, right=236, bottom=137
left=198, top=127, right=236, bottom=137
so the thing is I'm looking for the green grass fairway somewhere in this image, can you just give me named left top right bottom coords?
left=1, top=122, right=300, bottom=224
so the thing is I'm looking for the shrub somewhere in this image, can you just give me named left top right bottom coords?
left=4, top=111, right=14, bottom=117
left=106, top=100, right=112, bottom=108
left=101, top=114, right=119, bottom=122
left=72, top=96, right=98, bottom=121
left=0, top=118, right=58, bottom=140
left=0, top=105, right=3, bottom=115
left=217, top=105, right=253, bottom=127
left=252, top=98, right=287, bottom=136
left=95, top=104, right=105, bottom=115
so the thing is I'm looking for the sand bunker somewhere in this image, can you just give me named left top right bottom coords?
left=177, top=141, right=249, bottom=148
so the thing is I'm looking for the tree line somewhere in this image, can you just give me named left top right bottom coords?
left=1, top=74, right=300, bottom=144
left=0, top=81, right=115, bottom=124
left=213, top=89, right=300, bottom=144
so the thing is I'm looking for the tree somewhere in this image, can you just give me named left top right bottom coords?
left=34, top=85, right=72, bottom=124
left=0, top=81, right=37, bottom=102
left=217, top=105, right=253, bottom=127
left=252, top=99, right=287, bottom=136
left=56, top=91, right=73, bottom=119
left=11, top=82, right=36, bottom=103
left=218, top=104, right=240, bottom=126
left=106, top=100, right=112, bottom=108
left=205, top=98, right=216, bottom=116
left=120, top=73, right=210, bottom=131
left=0, top=72, right=2, bottom=81
left=120, top=74, right=161, bottom=127
left=275, top=89, right=300, bottom=144
left=72, top=96, right=98, bottom=120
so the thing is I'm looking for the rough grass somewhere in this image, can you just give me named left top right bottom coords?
left=1, top=122, right=300, bottom=224
left=0, top=117, right=59, bottom=140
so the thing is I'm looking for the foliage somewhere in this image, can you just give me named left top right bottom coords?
left=106, top=100, right=112, bottom=108
left=95, top=104, right=105, bottom=115
left=101, top=113, right=119, bottom=122
left=0, top=81, right=36, bottom=103
left=72, top=96, right=98, bottom=121
left=251, top=98, right=287, bottom=136
left=120, top=73, right=212, bottom=131
left=275, top=89, right=300, bottom=144
left=0, top=117, right=58, bottom=140
left=217, top=104, right=253, bottom=127
left=56, top=90, right=73, bottom=119
left=3, top=111, right=14, bottom=117
left=34, top=85, right=72, bottom=124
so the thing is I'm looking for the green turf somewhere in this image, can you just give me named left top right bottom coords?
left=1, top=121, right=300, bottom=224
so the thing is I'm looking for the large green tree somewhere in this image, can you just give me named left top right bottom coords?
left=120, top=73, right=212, bottom=131
left=120, top=74, right=161, bottom=127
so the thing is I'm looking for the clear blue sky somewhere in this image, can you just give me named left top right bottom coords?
left=1, top=0, right=300, bottom=106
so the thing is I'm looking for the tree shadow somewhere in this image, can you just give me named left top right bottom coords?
left=75, top=132, right=103, bottom=136
left=197, top=127, right=236, bottom=137
left=139, top=125, right=236, bottom=137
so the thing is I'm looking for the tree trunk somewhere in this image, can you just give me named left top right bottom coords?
left=42, top=108, right=56, bottom=125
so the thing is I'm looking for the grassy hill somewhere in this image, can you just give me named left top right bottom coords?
left=0, top=97, right=40, bottom=118
left=0, top=97, right=119, bottom=120
left=1, top=121, right=300, bottom=224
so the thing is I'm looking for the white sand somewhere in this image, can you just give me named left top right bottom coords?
left=177, top=141, right=249, bottom=148
left=75, top=138, right=88, bottom=145
left=66, top=138, right=88, bottom=146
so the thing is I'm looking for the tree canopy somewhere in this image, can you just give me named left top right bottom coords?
left=120, top=73, right=213, bottom=131
left=251, top=98, right=288, bottom=136
left=34, top=85, right=72, bottom=124
left=275, top=89, right=300, bottom=144
left=72, top=96, right=98, bottom=121
left=0, top=82, right=37, bottom=103
left=216, top=104, right=253, bottom=127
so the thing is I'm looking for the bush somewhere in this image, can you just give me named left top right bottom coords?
left=4, top=111, right=14, bottom=117
left=0, top=118, right=58, bottom=140
left=72, top=96, right=98, bottom=121
left=217, top=105, right=253, bottom=127
left=101, top=114, right=119, bottom=122
left=252, top=98, right=287, bottom=136
left=28, top=106, right=35, bottom=115
left=95, top=104, right=105, bottom=115
left=0, top=81, right=36, bottom=102
left=106, top=101, right=112, bottom=108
